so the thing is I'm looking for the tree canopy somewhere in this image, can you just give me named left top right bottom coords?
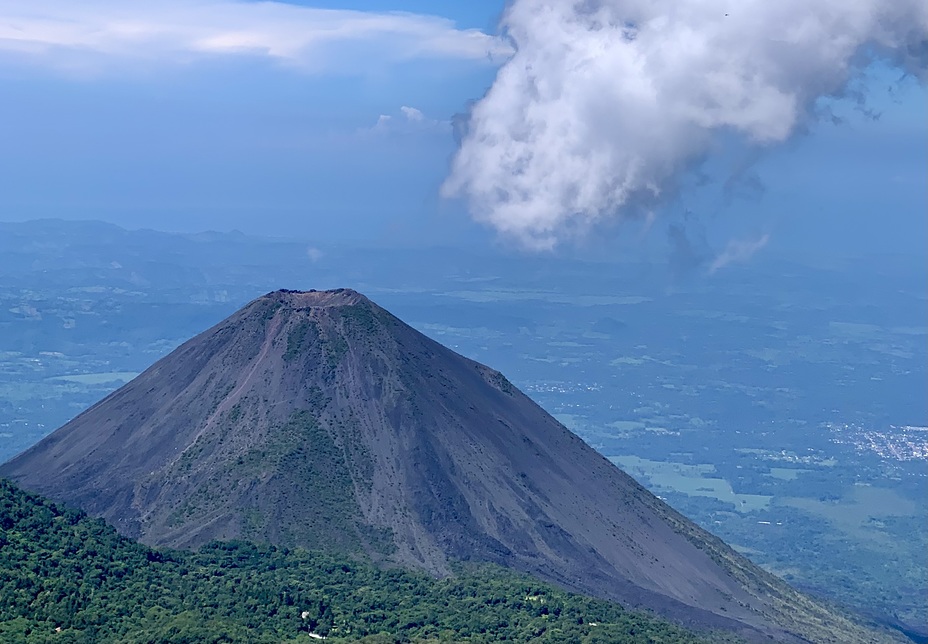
left=0, top=478, right=728, bottom=643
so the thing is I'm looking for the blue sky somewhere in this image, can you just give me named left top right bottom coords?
left=0, top=0, right=924, bottom=259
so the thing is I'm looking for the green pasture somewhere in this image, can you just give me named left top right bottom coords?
left=609, top=455, right=771, bottom=513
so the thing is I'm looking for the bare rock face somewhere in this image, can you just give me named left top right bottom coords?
left=0, top=289, right=895, bottom=644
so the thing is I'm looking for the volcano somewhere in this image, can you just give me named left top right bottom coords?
left=1, top=289, right=893, bottom=643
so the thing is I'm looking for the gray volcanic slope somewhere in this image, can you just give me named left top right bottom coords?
left=1, top=290, right=896, bottom=644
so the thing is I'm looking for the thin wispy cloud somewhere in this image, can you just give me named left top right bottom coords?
left=365, top=105, right=449, bottom=135
left=709, top=234, right=771, bottom=273
left=0, top=1, right=511, bottom=74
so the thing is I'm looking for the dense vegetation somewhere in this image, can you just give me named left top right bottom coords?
left=0, top=479, right=722, bottom=643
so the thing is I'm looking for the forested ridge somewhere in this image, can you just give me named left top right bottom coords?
left=0, top=478, right=728, bottom=643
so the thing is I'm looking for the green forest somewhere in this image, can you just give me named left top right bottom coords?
left=0, top=478, right=725, bottom=643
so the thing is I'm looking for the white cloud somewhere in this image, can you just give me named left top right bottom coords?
left=709, top=234, right=770, bottom=273
left=442, top=0, right=928, bottom=249
left=0, top=0, right=511, bottom=73
left=400, top=105, right=424, bottom=121
left=363, top=106, right=448, bottom=135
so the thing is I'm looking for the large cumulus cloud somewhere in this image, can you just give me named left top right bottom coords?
left=442, top=0, right=928, bottom=248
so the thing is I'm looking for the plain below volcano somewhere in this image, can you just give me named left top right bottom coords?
left=0, top=289, right=902, bottom=644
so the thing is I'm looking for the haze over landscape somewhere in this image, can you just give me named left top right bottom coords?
left=0, top=1, right=925, bottom=643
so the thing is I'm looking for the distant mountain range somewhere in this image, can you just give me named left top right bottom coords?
left=1, top=289, right=903, bottom=643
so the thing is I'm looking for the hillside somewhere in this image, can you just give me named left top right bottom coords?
left=0, top=477, right=725, bottom=643
left=0, top=289, right=902, bottom=643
